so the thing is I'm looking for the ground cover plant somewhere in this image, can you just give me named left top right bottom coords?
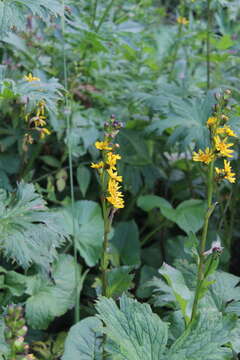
left=1, top=0, right=240, bottom=359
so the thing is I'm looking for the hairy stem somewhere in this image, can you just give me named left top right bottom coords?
left=190, top=161, right=214, bottom=322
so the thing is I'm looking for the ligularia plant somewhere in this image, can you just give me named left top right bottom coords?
left=91, top=116, right=124, bottom=297
left=191, top=89, right=237, bottom=321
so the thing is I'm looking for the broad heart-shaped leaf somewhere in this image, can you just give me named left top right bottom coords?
left=60, top=201, right=104, bottom=267
left=106, top=266, right=134, bottom=298
left=159, top=263, right=193, bottom=324
left=0, top=182, right=68, bottom=270
left=110, top=220, right=140, bottom=266
left=62, top=317, right=103, bottom=360
left=96, top=294, right=168, bottom=360
left=0, top=0, right=62, bottom=38
left=25, top=255, right=78, bottom=330
left=165, top=311, right=237, bottom=360
left=137, top=195, right=206, bottom=234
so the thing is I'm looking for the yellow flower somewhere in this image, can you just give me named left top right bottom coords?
left=91, top=161, right=104, bottom=169
left=214, top=136, right=234, bottom=158
left=215, top=160, right=236, bottom=183
left=106, top=152, right=121, bottom=170
left=207, top=117, right=218, bottom=127
left=33, top=116, right=47, bottom=127
left=39, top=128, right=51, bottom=139
left=24, top=73, right=40, bottom=82
left=107, top=168, right=123, bottom=182
left=216, top=125, right=237, bottom=138
left=177, top=16, right=189, bottom=25
left=192, top=147, right=215, bottom=164
left=95, top=141, right=112, bottom=151
left=107, top=178, right=124, bottom=209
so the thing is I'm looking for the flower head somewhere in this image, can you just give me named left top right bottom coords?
left=207, top=116, right=218, bottom=127
left=216, top=125, right=237, bottom=138
left=107, top=178, right=124, bottom=209
left=107, top=168, right=123, bottom=182
left=91, top=161, right=104, bottom=169
left=24, top=73, right=40, bottom=82
left=193, top=147, right=215, bottom=164
left=106, top=152, right=121, bottom=170
left=95, top=141, right=112, bottom=151
left=215, top=160, right=236, bottom=183
left=177, top=16, right=189, bottom=25
left=214, top=136, right=234, bottom=158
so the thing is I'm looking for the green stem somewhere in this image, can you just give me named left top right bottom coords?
left=95, top=0, right=114, bottom=33
left=61, top=0, right=80, bottom=324
left=190, top=161, right=214, bottom=322
left=206, top=0, right=211, bottom=89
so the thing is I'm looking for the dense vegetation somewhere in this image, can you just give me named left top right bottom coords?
left=1, top=0, right=240, bottom=359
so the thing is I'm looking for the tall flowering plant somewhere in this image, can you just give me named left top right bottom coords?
left=91, top=116, right=124, bottom=297
left=191, top=89, right=237, bottom=321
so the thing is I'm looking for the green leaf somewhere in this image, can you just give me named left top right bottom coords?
left=208, top=271, right=240, bottom=313
left=40, top=155, right=61, bottom=168
left=60, top=201, right=104, bottom=267
left=165, top=312, right=237, bottom=360
left=77, top=165, right=91, bottom=197
left=138, top=195, right=206, bottom=234
left=0, top=182, right=68, bottom=270
left=106, top=266, right=134, bottom=298
left=174, top=199, right=206, bottom=234
left=159, top=263, right=193, bottom=324
left=25, top=255, right=79, bottom=330
left=111, top=220, right=140, bottom=266
left=62, top=317, right=103, bottom=360
left=96, top=294, right=168, bottom=360
left=0, top=0, right=63, bottom=38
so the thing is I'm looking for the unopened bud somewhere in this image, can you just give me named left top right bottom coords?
left=215, top=93, right=221, bottom=100
left=221, top=114, right=229, bottom=122
left=110, top=114, right=116, bottom=120
left=13, top=336, right=25, bottom=352
left=225, top=89, right=231, bottom=96
left=17, top=325, right=28, bottom=337
left=7, top=304, right=15, bottom=316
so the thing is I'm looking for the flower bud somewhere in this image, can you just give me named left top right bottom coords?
left=17, top=325, right=28, bottom=337
left=7, top=304, right=15, bottom=316
left=17, top=318, right=26, bottom=328
left=215, top=92, right=221, bottom=100
left=4, top=328, right=12, bottom=340
left=225, top=89, right=231, bottom=96
left=13, top=336, right=25, bottom=352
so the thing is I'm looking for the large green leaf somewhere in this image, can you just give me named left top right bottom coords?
left=0, top=0, right=62, bottom=38
left=110, top=220, right=140, bottom=266
left=62, top=317, right=102, bottom=360
left=165, top=312, right=236, bottom=360
left=96, top=294, right=168, bottom=360
left=145, top=92, right=215, bottom=150
left=0, top=182, right=68, bottom=270
left=60, top=201, right=104, bottom=267
left=159, top=263, right=193, bottom=324
left=25, top=255, right=79, bottom=329
left=138, top=195, right=206, bottom=234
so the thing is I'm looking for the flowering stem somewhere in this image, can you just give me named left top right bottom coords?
left=206, top=0, right=211, bottom=89
left=190, top=160, right=214, bottom=322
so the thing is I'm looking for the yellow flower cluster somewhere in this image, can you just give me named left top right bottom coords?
left=24, top=100, right=51, bottom=144
left=91, top=141, right=124, bottom=209
left=193, top=93, right=237, bottom=183
left=24, top=73, right=40, bottom=82
left=177, top=16, right=189, bottom=25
